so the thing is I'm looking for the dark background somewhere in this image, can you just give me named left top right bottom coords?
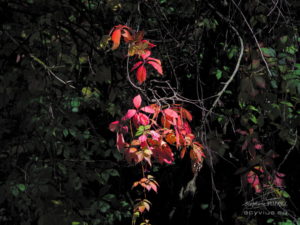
left=0, top=0, right=300, bottom=225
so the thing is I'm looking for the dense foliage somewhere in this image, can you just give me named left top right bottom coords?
left=1, top=0, right=300, bottom=225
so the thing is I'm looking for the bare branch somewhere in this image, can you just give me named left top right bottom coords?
left=231, top=0, right=273, bottom=77
left=204, top=22, right=244, bottom=119
left=30, top=54, right=76, bottom=89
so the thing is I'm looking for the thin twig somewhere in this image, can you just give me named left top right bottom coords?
left=277, top=130, right=298, bottom=171
left=205, top=24, right=244, bottom=119
left=30, top=54, right=75, bottom=89
left=231, top=0, right=273, bottom=77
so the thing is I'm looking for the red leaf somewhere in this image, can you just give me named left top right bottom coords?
left=122, top=126, right=128, bottom=133
left=190, top=142, right=205, bottom=163
left=138, top=113, right=150, bottom=125
left=122, top=29, right=133, bottom=42
left=182, top=108, right=193, bottom=121
left=147, top=58, right=163, bottom=75
left=183, top=121, right=192, bottom=134
left=254, top=144, right=263, bottom=150
left=136, top=65, right=147, bottom=84
left=149, top=182, right=158, bottom=193
left=122, top=109, right=137, bottom=120
left=109, top=121, right=119, bottom=132
left=111, top=29, right=121, bottom=50
left=241, top=140, right=249, bottom=150
left=133, top=113, right=150, bottom=127
left=138, top=135, right=147, bottom=143
left=140, top=106, right=155, bottom=114
left=175, top=129, right=180, bottom=148
left=116, top=132, right=125, bottom=151
left=161, top=116, right=171, bottom=128
left=274, top=172, right=285, bottom=187
left=163, top=108, right=179, bottom=118
left=141, top=50, right=151, bottom=60
left=236, top=129, right=248, bottom=136
left=152, top=143, right=174, bottom=164
left=180, top=147, right=187, bottom=159
left=147, top=57, right=160, bottom=64
left=133, top=95, right=142, bottom=109
left=131, top=61, right=143, bottom=72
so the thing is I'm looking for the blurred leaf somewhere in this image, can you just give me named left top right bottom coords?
left=261, top=47, right=276, bottom=57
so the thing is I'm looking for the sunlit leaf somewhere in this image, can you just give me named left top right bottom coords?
left=140, top=106, right=155, bottom=114
left=131, top=61, right=143, bottom=72
left=133, top=95, right=142, bottom=109
left=147, top=58, right=163, bottom=75
left=111, top=29, right=121, bottom=50
left=136, top=65, right=147, bottom=84
left=122, top=109, right=137, bottom=120
left=163, top=108, right=179, bottom=118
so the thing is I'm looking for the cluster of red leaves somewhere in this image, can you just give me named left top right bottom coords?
left=109, top=95, right=204, bottom=224
left=109, top=95, right=205, bottom=169
left=246, top=166, right=285, bottom=193
left=109, top=25, right=163, bottom=84
left=237, top=129, right=286, bottom=194
left=107, top=25, right=204, bottom=224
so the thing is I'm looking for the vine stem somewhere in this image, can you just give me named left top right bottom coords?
left=204, top=23, right=244, bottom=120
left=141, top=163, right=147, bottom=199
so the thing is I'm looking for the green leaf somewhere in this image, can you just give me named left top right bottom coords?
left=63, top=129, right=69, bottom=137
left=72, top=222, right=81, bottom=225
left=293, top=69, right=300, bottom=76
left=72, top=107, right=79, bottom=112
left=217, top=115, right=225, bottom=123
left=144, top=125, right=151, bottom=130
left=215, top=69, right=222, bottom=80
left=266, top=218, right=274, bottom=223
left=71, top=99, right=80, bottom=107
left=69, top=129, right=77, bottom=137
left=82, top=87, right=93, bottom=97
left=51, top=200, right=63, bottom=205
left=135, top=130, right=144, bottom=136
left=200, top=204, right=209, bottom=210
left=248, top=105, right=259, bottom=112
left=279, top=65, right=287, bottom=73
left=261, top=47, right=276, bottom=57
left=83, top=130, right=90, bottom=139
left=280, top=101, right=293, bottom=107
left=295, top=63, right=300, bottom=70
left=99, top=200, right=111, bottom=213
left=135, top=125, right=145, bottom=136
left=249, top=114, right=257, bottom=124
left=282, top=190, right=290, bottom=198
left=79, top=56, right=88, bottom=64
left=285, top=45, right=297, bottom=54
left=11, top=186, right=19, bottom=196
left=103, top=194, right=115, bottom=201
left=280, top=35, right=288, bottom=44
left=107, top=169, right=119, bottom=177
left=17, top=184, right=26, bottom=192
left=270, top=80, right=278, bottom=88
left=228, top=46, right=238, bottom=59
left=112, top=149, right=122, bottom=161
